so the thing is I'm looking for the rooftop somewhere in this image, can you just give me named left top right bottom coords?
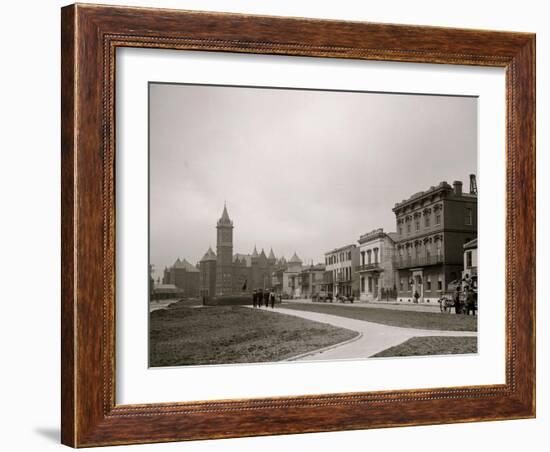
left=324, top=244, right=356, bottom=255
left=358, top=228, right=397, bottom=244
left=200, top=247, right=217, bottom=262
left=172, top=258, right=200, bottom=272
left=393, top=179, right=477, bottom=211
left=288, top=252, right=303, bottom=264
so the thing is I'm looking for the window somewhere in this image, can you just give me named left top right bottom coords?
left=426, top=278, right=432, bottom=291
left=466, top=251, right=473, bottom=268
left=373, top=248, right=379, bottom=263
left=361, top=277, right=365, bottom=292
left=407, top=223, right=411, bottom=233
left=398, top=226, right=402, bottom=235
left=368, top=277, right=373, bottom=292
left=437, top=280, right=443, bottom=291
left=425, top=215, right=430, bottom=227
left=435, top=214, right=441, bottom=225
left=465, top=208, right=473, bottom=225
left=367, top=249, right=372, bottom=264
left=400, top=279, right=404, bottom=291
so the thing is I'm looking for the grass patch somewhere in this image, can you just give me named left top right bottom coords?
left=282, top=303, right=477, bottom=332
left=149, top=305, right=358, bottom=367
left=373, top=336, right=478, bottom=357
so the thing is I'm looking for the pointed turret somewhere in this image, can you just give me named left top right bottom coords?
left=251, top=245, right=259, bottom=258
left=289, top=252, right=302, bottom=264
left=260, top=248, right=267, bottom=259
left=268, top=248, right=276, bottom=260
left=217, top=202, right=233, bottom=226
left=200, top=246, right=217, bottom=262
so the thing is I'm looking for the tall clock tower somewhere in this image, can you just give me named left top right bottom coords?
left=216, top=203, right=234, bottom=296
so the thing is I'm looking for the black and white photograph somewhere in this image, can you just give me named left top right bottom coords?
left=148, top=83, right=479, bottom=367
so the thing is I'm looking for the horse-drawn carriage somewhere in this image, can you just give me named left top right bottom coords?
left=438, top=275, right=477, bottom=315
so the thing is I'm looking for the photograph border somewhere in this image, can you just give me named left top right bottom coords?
left=61, top=3, right=535, bottom=447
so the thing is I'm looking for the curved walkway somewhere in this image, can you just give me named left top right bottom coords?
left=259, top=307, right=477, bottom=362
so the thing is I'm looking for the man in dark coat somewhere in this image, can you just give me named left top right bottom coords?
left=252, top=289, right=257, bottom=308
left=270, top=290, right=275, bottom=308
left=264, top=289, right=270, bottom=308
left=257, top=289, right=263, bottom=308
left=454, top=287, right=462, bottom=314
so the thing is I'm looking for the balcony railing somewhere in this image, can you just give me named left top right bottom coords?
left=357, top=263, right=382, bottom=272
left=393, top=254, right=444, bottom=269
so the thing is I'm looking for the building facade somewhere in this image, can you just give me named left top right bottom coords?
left=198, top=205, right=286, bottom=298
left=324, top=245, right=359, bottom=297
left=300, top=263, right=326, bottom=298
left=281, top=253, right=304, bottom=298
left=392, top=179, right=477, bottom=303
left=162, top=258, right=200, bottom=297
left=462, top=238, right=478, bottom=280
left=357, top=228, right=398, bottom=302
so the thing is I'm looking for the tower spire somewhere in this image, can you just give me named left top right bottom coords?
left=217, top=202, right=233, bottom=226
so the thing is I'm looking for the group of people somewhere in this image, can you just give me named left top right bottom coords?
left=252, top=289, right=277, bottom=309
left=452, top=285, right=477, bottom=315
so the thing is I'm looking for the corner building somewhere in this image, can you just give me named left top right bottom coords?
left=392, top=179, right=477, bottom=303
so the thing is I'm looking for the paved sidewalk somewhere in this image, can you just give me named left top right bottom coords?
left=252, top=306, right=476, bottom=361
left=284, top=298, right=443, bottom=313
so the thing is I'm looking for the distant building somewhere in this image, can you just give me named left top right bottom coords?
left=392, top=179, right=477, bottom=303
left=357, top=228, right=398, bottom=302
left=462, top=238, right=478, bottom=279
left=282, top=252, right=304, bottom=298
left=198, top=205, right=287, bottom=297
left=324, top=245, right=359, bottom=297
left=300, top=263, right=326, bottom=298
left=162, top=257, right=200, bottom=297
left=151, top=283, right=185, bottom=300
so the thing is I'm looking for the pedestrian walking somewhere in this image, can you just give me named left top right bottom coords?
left=252, top=289, right=257, bottom=308
left=257, top=289, right=263, bottom=307
left=413, top=291, right=420, bottom=303
left=264, top=289, right=270, bottom=307
left=270, top=290, right=275, bottom=308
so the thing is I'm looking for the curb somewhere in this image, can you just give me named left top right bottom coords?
left=284, top=331, right=363, bottom=362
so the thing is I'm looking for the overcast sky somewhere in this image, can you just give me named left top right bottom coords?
left=149, top=83, right=477, bottom=278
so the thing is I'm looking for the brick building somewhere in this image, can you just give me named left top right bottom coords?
left=198, top=205, right=286, bottom=298
left=357, top=228, right=398, bottom=302
left=392, top=179, right=477, bottom=303
left=162, top=257, right=200, bottom=297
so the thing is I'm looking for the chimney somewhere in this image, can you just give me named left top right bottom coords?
left=453, top=181, right=463, bottom=196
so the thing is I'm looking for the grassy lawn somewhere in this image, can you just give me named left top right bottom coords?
left=282, top=303, right=477, bottom=332
left=373, top=336, right=478, bottom=357
left=149, top=305, right=358, bottom=367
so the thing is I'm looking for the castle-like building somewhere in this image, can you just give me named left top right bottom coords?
left=199, top=205, right=294, bottom=298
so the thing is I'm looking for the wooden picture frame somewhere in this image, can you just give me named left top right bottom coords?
left=61, top=3, right=535, bottom=447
